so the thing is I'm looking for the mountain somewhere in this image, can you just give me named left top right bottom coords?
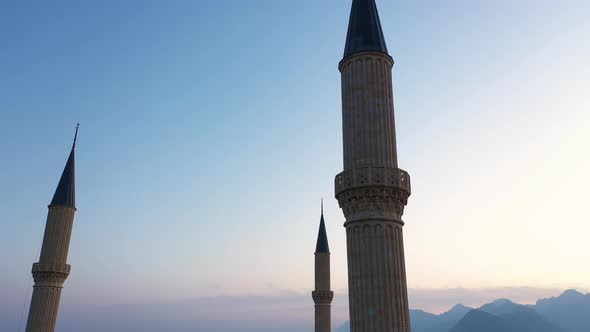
left=414, top=304, right=472, bottom=332
left=535, top=289, right=590, bottom=332
left=504, top=309, right=564, bottom=332
left=450, top=309, right=514, bottom=332
left=450, top=308, right=563, bottom=332
left=337, top=305, right=472, bottom=332
left=442, top=304, right=472, bottom=322
left=335, top=289, right=590, bottom=332
left=410, top=309, right=439, bottom=331
left=479, top=298, right=529, bottom=316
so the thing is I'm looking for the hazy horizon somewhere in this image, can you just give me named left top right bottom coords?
left=3, top=286, right=588, bottom=331
left=2, top=0, right=589, bottom=331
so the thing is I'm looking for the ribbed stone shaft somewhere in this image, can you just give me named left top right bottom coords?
left=346, top=222, right=410, bottom=332
left=26, top=206, right=76, bottom=332
left=340, top=52, right=398, bottom=170
left=38, top=207, right=76, bottom=266
left=336, top=34, right=411, bottom=332
left=313, top=252, right=333, bottom=332
left=26, top=276, right=65, bottom=332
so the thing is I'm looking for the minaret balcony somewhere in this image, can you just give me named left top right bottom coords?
left=312, top=290, right=334, bottom=304
left=31, top=263, right=71, bottom=286
left=335, top=167, right=411, bottom=223
left=335, top=166, right=411, bottom=196
left=32, top=262, right=71, bottom=274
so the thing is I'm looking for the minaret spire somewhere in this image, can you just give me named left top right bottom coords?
left=26, top=126, right=80, bottom=332
left=50, top=125, right=78, bottom=208
left=312, top=200, right=333, bottom=332
left=343, top=0, right=389, bottom=59
left=315, top=200, right=329, bottom=254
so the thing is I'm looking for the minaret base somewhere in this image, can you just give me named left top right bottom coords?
left=346, top=221, right=410, bottom=332
left=26, top=287, right=63, bottom=332
left=313, top=290, right=334, bottom=332
left=25, top=263, right=70, bottom=332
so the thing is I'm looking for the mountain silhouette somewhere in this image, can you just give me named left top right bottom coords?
left=450, top=309, right=514, bottom=332
left=450, top=307, right=563, bottom=332
left=335, top=289, right=589, bottom=332
left=535, top=289, right=590, bottom=332
left=410, top=309, right=439, bottom=331
left=337, top=304, right=473, bottom=332
left=479, top=298, right=528, bottom=316
left=414, top=304, right=472, bottom=332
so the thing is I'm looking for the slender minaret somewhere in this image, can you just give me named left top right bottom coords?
left=26, top=125, right=79, bottom=332
left=312, top=200, right=333, bottom=332
left=335, top=1, right=412, bottom=332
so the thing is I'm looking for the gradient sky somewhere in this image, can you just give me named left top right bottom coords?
left=1, top=0, right=589, bottom=330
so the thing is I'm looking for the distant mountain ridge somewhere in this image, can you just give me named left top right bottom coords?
left=411, top=303, right=472, bottom=332
left=336, top=289, right=590, bottom=332
left=535, top=290, right=590, bottom=332
left=479, top=298, right=527, bottom=316
left=450, top=307, right=563, bottom=332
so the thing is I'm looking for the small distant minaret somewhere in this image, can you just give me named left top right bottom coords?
left=26, top=126, right=79, bottom=332
left=312, top=200, right=333, bottom=332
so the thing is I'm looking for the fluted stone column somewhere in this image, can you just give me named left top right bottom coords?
left=26, top=207, right=76, bottom=332
left=336, top=49, right=412, bottom=332
left=341, top=53, right=398, bottom=170
left=335, top=2, right=413, bottom=328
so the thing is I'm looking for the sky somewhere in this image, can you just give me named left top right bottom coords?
left=1, top=0, right=589, bottom=331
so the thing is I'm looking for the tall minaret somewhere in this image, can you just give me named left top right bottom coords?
left=26, top=126, right=79, bottom=332
left=335, top=1, right=412, bottom=332
left=312, top=200, right=333, bottom=332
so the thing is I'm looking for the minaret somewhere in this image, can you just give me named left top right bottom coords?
left=312, top=200, right=333, bottom=332
left=26, top=126, right=79, bottom=332
left=335, top=1, right=412, bottom=332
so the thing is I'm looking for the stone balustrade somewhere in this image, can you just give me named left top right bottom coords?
left=335, top=166, right=411, bottom=196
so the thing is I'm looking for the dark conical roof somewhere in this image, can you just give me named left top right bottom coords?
left=343, top=0, right=389, bottom=59
left=50, top=126, right=77, bottom=208
left=315, top=203, right=330, bottom=253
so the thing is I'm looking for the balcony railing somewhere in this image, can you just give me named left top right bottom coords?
left=335, top=166, right=411, bottom=196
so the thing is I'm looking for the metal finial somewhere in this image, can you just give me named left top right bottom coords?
left=321, top=198, right=324, bottom=216
left=72, top=123, right=79, bottom=148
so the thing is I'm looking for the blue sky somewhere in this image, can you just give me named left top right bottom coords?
left=1, top=1, right=589, bottom=331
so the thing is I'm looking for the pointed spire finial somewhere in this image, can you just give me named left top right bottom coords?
left=50, top=126, right=77, bottom=208
left=73, top=123, right=79, bottom=149
left=343, top=0, right=389, bottom=59
left=315, top=199, right=330, bottom=254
